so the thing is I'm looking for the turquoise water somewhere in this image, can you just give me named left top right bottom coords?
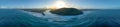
left=0, top=9, right=56, bottom=27
left=0, top=9, right=120, bottom=27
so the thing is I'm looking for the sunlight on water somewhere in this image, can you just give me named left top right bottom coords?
left=0, top=9, right=120, bottom=27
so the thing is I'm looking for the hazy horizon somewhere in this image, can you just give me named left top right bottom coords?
left=0, top=0, right=120, bottom=9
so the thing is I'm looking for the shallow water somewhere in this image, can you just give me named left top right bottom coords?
left=22, top=10, right=91, bottom=21
left=0, top=9, right=120, bottom=27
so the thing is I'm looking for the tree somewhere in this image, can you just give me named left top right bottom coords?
left=50, top=8, right=83, bottom=16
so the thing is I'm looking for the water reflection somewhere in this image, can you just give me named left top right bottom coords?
left=0, top=9, right=120, bottom=27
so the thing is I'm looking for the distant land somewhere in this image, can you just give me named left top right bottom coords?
left=20, top=8, right=120, bottom=16
left=0, top=8, right=120, bottom=13
left=20, top=8, right=120, bottom=13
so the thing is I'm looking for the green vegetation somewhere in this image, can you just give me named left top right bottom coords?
left=22, top=9, right=47, bottom=13
left=50, top=8, right=83, bottom=16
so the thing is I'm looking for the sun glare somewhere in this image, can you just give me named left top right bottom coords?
left=50, top=0, right=69, bottom=9
left=55, top=1, right=66, bottom=8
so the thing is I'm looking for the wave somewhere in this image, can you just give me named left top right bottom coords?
left=0, top=9, right=120, bottom=27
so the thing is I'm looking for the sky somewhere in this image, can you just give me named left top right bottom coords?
left=0, top=0, right=120, bottom=9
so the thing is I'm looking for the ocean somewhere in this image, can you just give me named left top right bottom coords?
left=0, top=9, right=120, bottom=27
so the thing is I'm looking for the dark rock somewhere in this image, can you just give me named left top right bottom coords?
left=21, top=9, right=47, bottom=16
left=22, top=9, right=47, bottom=13
left=50, top=8, right=83, bottom=16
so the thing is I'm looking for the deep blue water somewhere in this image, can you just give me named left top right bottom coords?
left=0, top=9, right=120, bottom=27
left=0, top=9, right=57, bottom=27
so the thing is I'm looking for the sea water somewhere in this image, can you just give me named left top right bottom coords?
left=21, top=10, right=91, bottom=22
left=0, top=9, right=120, bottom=27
